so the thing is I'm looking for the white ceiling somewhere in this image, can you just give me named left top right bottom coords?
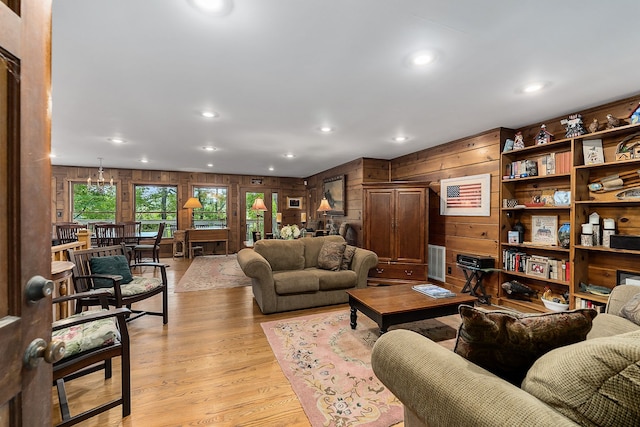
left=51, top=0, right=640, bottom=178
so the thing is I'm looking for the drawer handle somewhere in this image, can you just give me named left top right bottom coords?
left=404, top=270, right=413, bottom=276
left=376, top=268, right=385, bottom=273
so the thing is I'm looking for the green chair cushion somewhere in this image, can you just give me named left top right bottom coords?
left=89, top=255, right=133, bottom=287
left=104, top=277, right=163, bottom=297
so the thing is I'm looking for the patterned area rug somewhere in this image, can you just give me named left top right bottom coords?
left=261, top=309, right=460, bottom=427
left=174, top=254, right=252, bottom=292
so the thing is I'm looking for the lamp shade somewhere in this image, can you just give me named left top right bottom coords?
left=251, top=197, right=268, bottom=211
left=317, top=198, right=332, bottom=212
left=183, top=197, right=203, bottom=209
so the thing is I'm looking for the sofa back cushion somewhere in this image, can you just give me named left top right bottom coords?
left=254, top=239, right=305, bottom=271
left=302, top=235, right=346, bottom=268
left=522, top=330, right=640, bottom=427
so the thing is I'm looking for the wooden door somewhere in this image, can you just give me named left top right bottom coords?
left=0, top=1, right=53, bottom=425
left=364, top=188, right=394, bottom=262
left=395, top=188, right=426, bottom=264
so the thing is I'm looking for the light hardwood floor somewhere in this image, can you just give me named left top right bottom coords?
left=52, top=257, right=367, bottom=427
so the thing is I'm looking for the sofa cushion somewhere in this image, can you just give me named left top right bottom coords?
left=588, top=313, right=640, bottom=339
left=620, top=293, right=640, bottom=326
left=317, top=241, right=347, bottom=271
left=454, top=305, right=597, bottom=385
left=273, top=270, right=319, bottom=295
left=310, top=268, right=357, bottom=291
left=89, top=255, right=133, bottom=288
left=254, top=239, right=305, bottom=271
left=341, top=245, right=357, bottom=270
left=522, top=330, right=640, bottom=427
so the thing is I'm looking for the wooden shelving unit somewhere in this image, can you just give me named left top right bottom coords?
left=499, top=122, right=640, bottom=312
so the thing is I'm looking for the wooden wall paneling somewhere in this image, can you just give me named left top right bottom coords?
left=362, top=158, right=390, bottom=182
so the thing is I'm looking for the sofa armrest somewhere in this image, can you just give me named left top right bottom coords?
left=605, top=284, right=640, bottom=316
left=350, top=248, right=378, bottom=288
left=237, top=248, right=273, bottom=282
left=371, top=330, right=579, bottom=427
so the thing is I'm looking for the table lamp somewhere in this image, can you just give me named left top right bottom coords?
left=317, top=197, right=333, bottom=233
left=183, top=197, right=203, bottom=228
left=251, top=197, right=268, bottom=239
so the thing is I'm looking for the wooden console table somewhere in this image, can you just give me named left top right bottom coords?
left=186, top=228, right=229, bottom=257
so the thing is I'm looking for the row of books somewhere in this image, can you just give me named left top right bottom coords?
left=412, top=284, right=456, bottom=299
left=574, top=297, right=606, bottom=312
left=503, top=151, right=572, bottom=179
left=502, top=249, right=570, bottom=282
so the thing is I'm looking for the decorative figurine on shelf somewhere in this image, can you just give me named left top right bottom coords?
left=629, top=103, right=640, bottom=124
left=588, top=118, right=600, bottom=133
left=513, top=132, right=525, bottom=149
left=606, top=114, right=623, bottom=129
left=561, top=113, right=587, bottom=138
left=501, top=280, right=536, bottom=301
left=536, top=124, right=553, bottom=144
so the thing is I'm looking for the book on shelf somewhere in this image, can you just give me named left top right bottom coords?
left=412, top=284, right=456, bottom=298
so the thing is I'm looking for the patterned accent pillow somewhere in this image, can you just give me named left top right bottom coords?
left=317, top=241, right=347, bottom=271
left=52, top=310, right=120, bottom=359
left=454, top=305, right=597, bottom=385
left=89, top=255, right=133, bottom=288
left=341, top=245, right=357, bottom=270
left=522, top=330, right=640, bottom=427
left=620, top=293, right=640, bottom=326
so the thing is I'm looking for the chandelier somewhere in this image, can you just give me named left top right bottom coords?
left=87, top=157, right=113, bottom=187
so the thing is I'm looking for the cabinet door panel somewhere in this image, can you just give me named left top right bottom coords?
left=395, top=189, right=425, bottom=263
left=365, top=190, right=394, bottom=261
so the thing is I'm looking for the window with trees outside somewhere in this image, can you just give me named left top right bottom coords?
left=135, top=185, right=177, bottom=236
left=192, top=186, right=228, bottom=228
left=72, top=182, right=117, bottom=224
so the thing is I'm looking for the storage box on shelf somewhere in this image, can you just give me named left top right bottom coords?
left=499, top=135, right=574, bottom=312
left=572, top=123, right=640, bottom=308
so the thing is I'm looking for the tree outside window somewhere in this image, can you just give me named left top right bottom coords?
left=135, top=185, right=177, bottom=236
left=192, top=186, right=227, bottom=228
left=72, top=183, right=116, bottom=224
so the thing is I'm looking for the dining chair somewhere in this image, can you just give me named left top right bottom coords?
left=56, top=223, right=86, bottom=244
left=51, top=290, right=131, bottom=426
left=133, top=222, right=165, bottom=263
left=95, top=223, right=125, bottom=247
left=67, top=243, right=169, bottom=324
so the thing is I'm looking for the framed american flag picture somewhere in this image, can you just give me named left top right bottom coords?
left=440, top=173, right=491, bottom=216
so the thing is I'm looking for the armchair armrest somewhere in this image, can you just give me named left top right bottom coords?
left=372, top=330, right=578, bottom=427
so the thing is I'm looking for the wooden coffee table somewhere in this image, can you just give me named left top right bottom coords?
left=346, top=285, right=477, bottom=334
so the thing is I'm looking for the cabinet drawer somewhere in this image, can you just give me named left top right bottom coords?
left=369, top=263, right=427, bottom=281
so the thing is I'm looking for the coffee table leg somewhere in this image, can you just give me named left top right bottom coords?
left=350, top=306, right=358, bottom=329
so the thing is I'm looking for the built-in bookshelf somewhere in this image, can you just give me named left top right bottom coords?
left=499, top=122, right=640, bottom=313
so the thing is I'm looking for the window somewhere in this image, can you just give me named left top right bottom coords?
left=71, top=183, right=117, bottom=224
left=192, top=186, right=228, bottom=228
left=135, top=185, right=177, bottom=236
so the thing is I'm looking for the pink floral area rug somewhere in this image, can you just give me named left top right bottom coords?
left=174, top=254, right=252, bottom=292
left=261, top=309, right=460, bottom=427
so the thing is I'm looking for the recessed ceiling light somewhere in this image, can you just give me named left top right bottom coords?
left=203, top=146, right=217, bottom=151
left=268, top=166, right=274, bottom=171
left=201, top=111, right=218, bottom=118
left=207, top=163, right=214, bottom=167
left=521, top=82, right=547, bottom=93
left=392, top=136, right=409, bottom=143
left=140, top=158, right=149, bottom=163
left=319, top=126, right=334, bottom=133
left=49, top=153, right=57, bottom=158
left=284, top=153, right=295, bottom=159
left=407, top=50, right=438, bottom=67
left=188, top=0, right=233, bottom=16
left=108, top=137, right=125, bottom=144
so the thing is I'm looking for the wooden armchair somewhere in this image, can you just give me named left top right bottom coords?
left=67, top=244, right=168, bottom=324
left=52, top=290, right=130, bottom=426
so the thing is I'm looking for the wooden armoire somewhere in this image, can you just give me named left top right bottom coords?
left=363, top=181, right=430, bottom=284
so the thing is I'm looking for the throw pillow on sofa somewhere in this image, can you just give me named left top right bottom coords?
left=522, top=330, right=640, bottom=427
left=454, top=305, right=597, bottom=385
left=620, top=293, right=640, bottom=326
left=341, top=245, right=356, bottom=270
left=317, top=241, right=347, bottom=271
